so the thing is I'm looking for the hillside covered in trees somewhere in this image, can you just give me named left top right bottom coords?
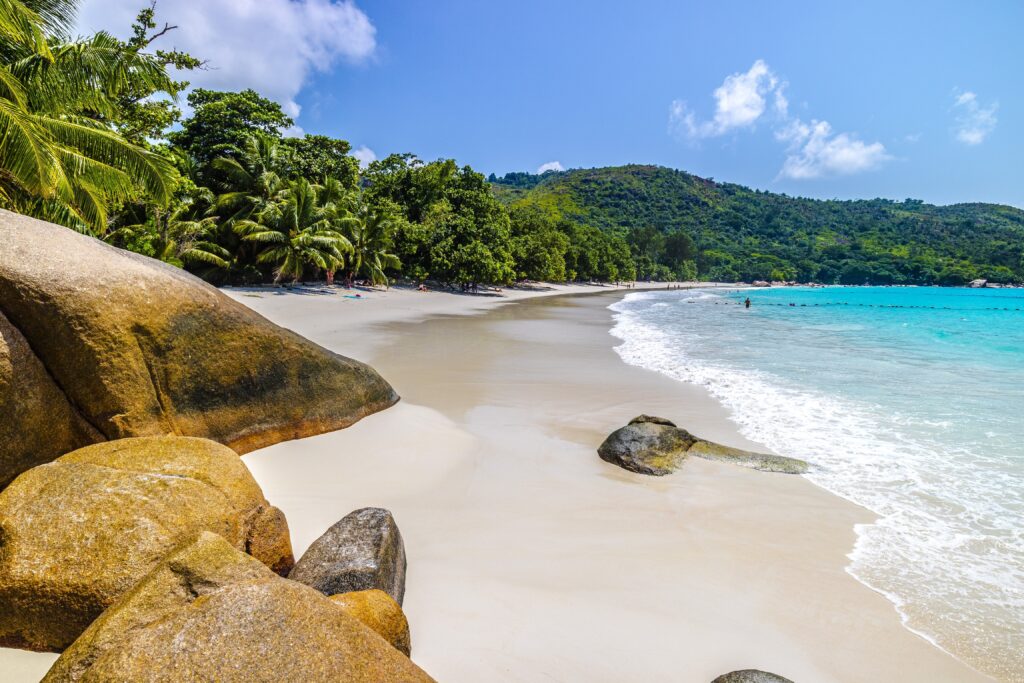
left=491, top=166, right=1024, bottom=285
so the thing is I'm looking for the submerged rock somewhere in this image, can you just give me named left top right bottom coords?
left=290, top=507, right=407, bottom=605
left=0, top=436, right=293, bottom=651
left=42, top=532, right=434, bottom=683
left=687, top=440, right=808, bottom=474
left=597, top=418, right=697, bottom=475
left=0, top=209, right=398, bottom=464
left=331, top=589, right=412, bottom=656
left=711, top=670, right=795, bottom=683
left=0, top=311, right=99, bottom=489
left=598, top=415, right=808, bottom=476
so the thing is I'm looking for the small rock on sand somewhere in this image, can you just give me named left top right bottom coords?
left=290, top=507, right=407, bottom=605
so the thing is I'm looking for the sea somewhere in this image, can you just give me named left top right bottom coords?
left=609, top=286, right=1024, bottom=681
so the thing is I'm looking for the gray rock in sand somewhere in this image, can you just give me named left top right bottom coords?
left=289, top=507, right=407, bottom=605
left=597, top=418, right=697, bottom=476
left=711, top=670, right=795, bottom=683
left=598, top=415, right=808, bottom=476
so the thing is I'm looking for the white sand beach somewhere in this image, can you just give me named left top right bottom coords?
left=2, top=283, right=993, bottom=682
left=237, top=284, right=992, bottom=682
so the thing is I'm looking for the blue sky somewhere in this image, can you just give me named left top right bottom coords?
left=80, top=1, right=1022, bottom=207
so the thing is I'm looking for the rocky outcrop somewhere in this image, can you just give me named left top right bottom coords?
left=0, top=436, right=293, bottom=651
left=42, top=532, right=434, bottom=682
left=0, top=209, right=398, bottom=476
left=331, top=589, right=412, bottom=656
left=0, top=311, right=99, bottom=489
left=597, top=417, right=697, bottom=475
left=290, top=508, right=407, bottom=605
left=711, top=670, right=795, bottom=683
left=598, top=416, right=808, bottom=476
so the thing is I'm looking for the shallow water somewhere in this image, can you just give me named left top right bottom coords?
left=609, top=286, right=1024, bottom=681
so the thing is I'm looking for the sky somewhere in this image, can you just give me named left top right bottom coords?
left=77, top=0, right=1023, bottom=207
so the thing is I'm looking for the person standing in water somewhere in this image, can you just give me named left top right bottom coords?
left=744, top=297, right=751, bottom=309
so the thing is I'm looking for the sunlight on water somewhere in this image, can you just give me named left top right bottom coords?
left=609, top=286, right=1024, bottom=681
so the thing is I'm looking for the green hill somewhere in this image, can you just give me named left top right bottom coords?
left=490, top=165, right=1024, bottom=285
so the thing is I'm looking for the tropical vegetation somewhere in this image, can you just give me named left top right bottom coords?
left=2, top=1, right=1020, bottom=288
left=492, top=166, right=1024, bottom=285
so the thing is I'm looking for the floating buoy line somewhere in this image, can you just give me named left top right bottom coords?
left=687, top=299, right=1024, bottom=312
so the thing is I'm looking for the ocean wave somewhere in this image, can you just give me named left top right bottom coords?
left=607, top=290, right=1024, bottom=680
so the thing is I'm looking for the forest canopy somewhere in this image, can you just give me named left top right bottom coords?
left=492, top=166, right=1024, bottom=286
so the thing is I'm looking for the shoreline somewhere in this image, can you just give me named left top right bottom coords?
left=0, top=283, right=993, bottom=682
left=237, top=285, right=991, bottom=681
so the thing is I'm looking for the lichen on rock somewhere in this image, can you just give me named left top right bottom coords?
left=598, top=419, right=697, bottom=475
left=331, top=589, right=412, bottom=656
left=0, top=209, right=399, bottom=466
left=598, top=415, right=808, bottom=476
left=0, top=310, right=99, bottom=489
left=0, top=436, right=293, bottom=651
left=42, top=532, right=434, bottom=682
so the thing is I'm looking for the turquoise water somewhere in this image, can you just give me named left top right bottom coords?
left=609, top=286, right=1024, bottom=680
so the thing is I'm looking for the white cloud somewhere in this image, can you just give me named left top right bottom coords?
left=537, top=161, right=564, bottom=173
left=952, top=90, right=997, bottom=145
left=669, top=59, right=781, bottom=139
left=75, top=0, right=376, bottom=121
left=773, top=83, right=789, bottom=118
left=351, top=145, right=376, bottom=167
left=776, top=119, right=891, bottom=180
left=669, top=59, right=890, bottom=180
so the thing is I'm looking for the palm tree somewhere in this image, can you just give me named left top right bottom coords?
left=104, top=196, right=218, bottom=268
left=212, top=132, right=288, bottom=225
left=340, top=203, right=401, bottom=287
left=235, top=178, right=352, bottom=284
left=0, top=0, right=175, bottom=232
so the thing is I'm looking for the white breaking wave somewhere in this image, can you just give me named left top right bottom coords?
left=608, top=290, right=1024, bottom=680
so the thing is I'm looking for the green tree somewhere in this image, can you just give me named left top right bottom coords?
left=282, top=134, right=358, bottom=189
left=508, top=204, right=569, bottom=281
left=340, top=203, right=401, bottom=286
left=212, top=132, right=288, bottom=223
left=169, top=89, right=292, bottom=168
left=235, top=178, right=352, bottom=284
left=110, top=2, right=202, bottom=144
left=105, top=202, right=217, bottom=267
left=0, top=0, right=176, bottom=232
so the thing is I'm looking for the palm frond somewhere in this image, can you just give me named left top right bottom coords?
left=0, top=94, right=60, bottom=196
left=0, top=0, right=52, bottom=58
left=39, top=116, right=174, bottom=203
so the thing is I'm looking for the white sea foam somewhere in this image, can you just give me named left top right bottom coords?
left=608, top=290, right=1024, bottom=680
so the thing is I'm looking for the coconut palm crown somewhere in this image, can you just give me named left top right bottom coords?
left=0, top=0, right=176, bottom=232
